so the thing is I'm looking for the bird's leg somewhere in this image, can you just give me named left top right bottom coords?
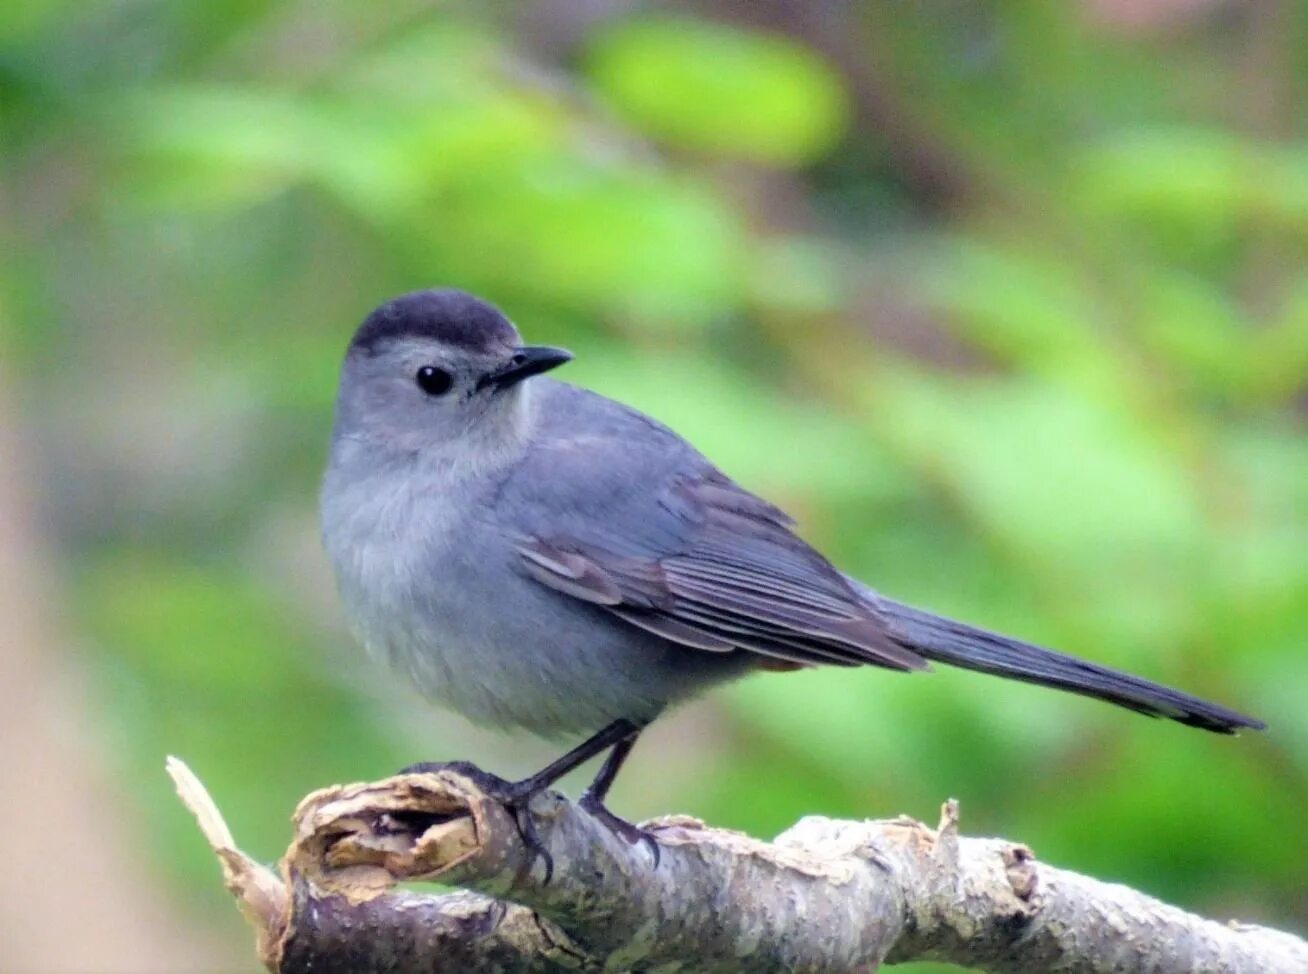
left=577, top=729, right=661, bottom=867
left=399, top=719, right=642, bottom=881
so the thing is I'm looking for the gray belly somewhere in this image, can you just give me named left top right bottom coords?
left=333, top=517, right=752, bottom=738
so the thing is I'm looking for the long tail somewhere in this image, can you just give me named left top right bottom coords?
left=867, top=593, right=1265, bottom=734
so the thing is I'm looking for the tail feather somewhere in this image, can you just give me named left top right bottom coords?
left=871, top=595, right=1265, bottom=734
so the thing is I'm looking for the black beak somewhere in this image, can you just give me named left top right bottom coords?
left=477, top=345, right=573, bottom=392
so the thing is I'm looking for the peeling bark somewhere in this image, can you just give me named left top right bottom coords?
left=168, top=758, right=1308, bottom=973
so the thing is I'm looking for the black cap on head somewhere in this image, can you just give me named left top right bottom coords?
left=350, top=290, right=520, bottom=356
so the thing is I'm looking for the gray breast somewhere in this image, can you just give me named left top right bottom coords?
left=322, top=445, right=752, bottom=738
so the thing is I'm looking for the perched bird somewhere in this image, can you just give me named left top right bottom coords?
left=321, top=289, right=1264, bottom=864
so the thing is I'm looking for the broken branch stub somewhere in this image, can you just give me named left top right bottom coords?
left=169, top=758, right=1308, bottom=973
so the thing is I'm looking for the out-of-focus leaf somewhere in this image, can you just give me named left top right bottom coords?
left=106, top=85, right=566, bottom=217
left=922, top=236, right=1128, bottom=398
left=1133, top=270, right=1252, bottom=396
left=1073, top=128, right=1308, bottom=235
left=418, top=161, right=746, bottom=322
left=570, top=345, right=905, bottom=506
left=325, top=97, right=566, bottom=217
left=78, top=551, right=405, bottom=875
left=1252, top=277, right=1308, bottom=402
left=106, top=86, right=354, bottom=209
left=874, top=372, right=1205, bottom=565
left=586, top=16, right=849, bottom=165
left=341, top=22, right=506, bottom=104
left=1076, top=129, right=1249, bottom=222
left=863, top=369, right=1210, bottom=656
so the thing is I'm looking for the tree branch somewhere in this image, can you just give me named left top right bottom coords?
left=168, top=757, right=1307, bottom=973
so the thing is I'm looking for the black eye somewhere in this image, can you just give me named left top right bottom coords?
left=415, top=366, right=453, bottom=396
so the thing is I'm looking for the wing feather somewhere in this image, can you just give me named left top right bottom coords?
left=606, top=606, right=736, bottom=651
left=516, top=475, right=928, bottom=673
left=519, top=539, right=622, bottom=605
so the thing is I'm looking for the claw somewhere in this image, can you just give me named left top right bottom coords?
left=579, top=793, right=661, bottom=869
left=510, top=804, right=554, bottom=883
left=394, top=721, right=646, bottom=884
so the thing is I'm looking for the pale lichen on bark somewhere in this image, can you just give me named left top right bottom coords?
left=168, top=757, right=1308, bottom=973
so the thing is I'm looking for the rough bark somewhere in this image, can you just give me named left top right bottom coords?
left=168, top=758, right=1308, bottom=973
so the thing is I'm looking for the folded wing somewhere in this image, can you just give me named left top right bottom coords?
left=517, top=472, right=928, bottom=673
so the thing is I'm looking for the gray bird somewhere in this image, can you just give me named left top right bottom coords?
left=321, top=289, right=1264, bottom=863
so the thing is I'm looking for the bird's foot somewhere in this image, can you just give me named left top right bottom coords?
left=579, top=791, right=661, bottom=869
left=397, top=760, right=554, bottom=882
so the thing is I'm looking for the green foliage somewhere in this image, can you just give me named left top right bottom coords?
left=587, top=16, right=850, bottom=164
left=3, top=1, right=1304, bottom=967
left=75, top=548, right=408, bottom=923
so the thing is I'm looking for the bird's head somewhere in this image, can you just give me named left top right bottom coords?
left=333, top=289, right=572, bottom=458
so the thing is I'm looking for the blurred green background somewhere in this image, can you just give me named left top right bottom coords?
left=1, top=1, right=1305, bottom=971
